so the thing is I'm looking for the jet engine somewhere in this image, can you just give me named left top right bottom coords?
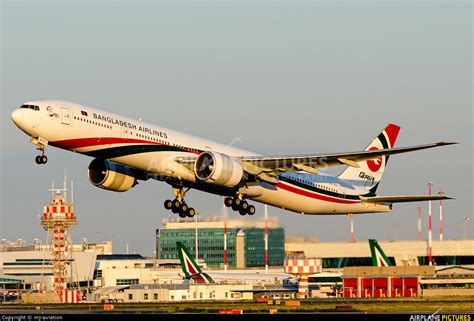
left=194, top=152, right=244, bottom=188
left=87, top=159, right=138, bottom=192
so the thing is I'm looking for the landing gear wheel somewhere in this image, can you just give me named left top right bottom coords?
left=35, top=155, right=47, bottom=164
left=187, top=208, right=196, bottom=218
left=232, top=203, right=240, bottom=211
left=172, top=200, right=181, bottom=214
left=241, top=201, right=249, bottom=211
left=164, top=200, right=173, bottom=210
left=178, top=211, right=187, bottom=218
left=224, top=197, right=233, bottom=208
left=180, top=203, right=188, bottom=213
left=247, top=205, right=256, bottom=215
left=173, top=199, right=181, bottom=208
left=234, top=198, right=242, bottom=207
left=239, top=208, right=247, bottom=216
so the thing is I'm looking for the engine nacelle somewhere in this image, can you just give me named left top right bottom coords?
left=88, top=159, right=138, bottom=192
left=194, top=152, right=244, bottom=188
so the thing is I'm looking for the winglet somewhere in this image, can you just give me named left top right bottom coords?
left=436, top=141, right=459, bottom=146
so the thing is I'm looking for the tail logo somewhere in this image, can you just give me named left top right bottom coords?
left=366, top=147, right=383, bottom=172
left=369, top=239, right=393, bottom=267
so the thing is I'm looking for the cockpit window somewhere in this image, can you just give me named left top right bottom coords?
left=20, top=105, right=40, bottom=111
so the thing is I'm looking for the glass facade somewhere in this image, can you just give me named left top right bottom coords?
left=116, top=278, right=139, bottom=285
left=322, top=257, right=396, bottom=268
left=157, top=228, right=237, bottom=268
left=417, top=255, right=474, bottom=266
left=244, top=228, right=285, bottom=267
left=156, top=226, right=285, bottom=268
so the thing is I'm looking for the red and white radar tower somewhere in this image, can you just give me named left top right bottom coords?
left=40, top=180, right=77, bottom=293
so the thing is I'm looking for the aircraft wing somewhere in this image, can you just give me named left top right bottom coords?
left=360, top=195, right=454, bottom=204
left=175, top=141, right=456, bottom=184
left=239, top=142, right=456, bottom=172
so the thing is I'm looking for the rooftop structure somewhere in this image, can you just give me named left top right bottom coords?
left=161, top=217, right=280, bottom=229
left=285, top=239, right=474, bottom=268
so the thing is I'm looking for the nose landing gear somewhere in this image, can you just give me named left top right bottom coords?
left=31, top=137, right=48, bottom=165
left=35, top=153, right=48, bottom=165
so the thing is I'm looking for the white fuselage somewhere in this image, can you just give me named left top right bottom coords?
left=11, top=100, right=391, bottom=215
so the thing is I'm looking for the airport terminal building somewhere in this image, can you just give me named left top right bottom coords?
left=156, top=217, right=285, bottom=268
left=285, top=238, right=474, bottom=268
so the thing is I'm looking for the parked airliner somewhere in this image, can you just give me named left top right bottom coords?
left=11, top=100, right=455, bottom=217
left=177, top=242, right=291, bottom=284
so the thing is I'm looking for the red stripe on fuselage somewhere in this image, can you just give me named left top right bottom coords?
left=50, top=137, right=200, bottom=154
left=276, top=182, right=360, bottom=204
left=50, top=137, right=160, bottom=149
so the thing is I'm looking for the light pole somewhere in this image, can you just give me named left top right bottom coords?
left=438, top=191, right=443, bottom=241
left=418, top=207, right=422, bottom=241
left=195, top=211, right=199, bottom=261
left=264, top=205, right=269, bottom=274
left=427, top=181, right=433, bottom=266
left=462, top=217, right=471, bottom=240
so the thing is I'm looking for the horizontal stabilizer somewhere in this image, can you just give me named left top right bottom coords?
left=360, top=195, right=454, bottom=203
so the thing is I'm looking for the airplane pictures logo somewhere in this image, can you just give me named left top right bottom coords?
left=366, top=147, right=383, bottom=172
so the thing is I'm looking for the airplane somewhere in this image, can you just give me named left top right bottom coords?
left=369, top=239, right=393, bottom=267
left=11, top=100, right=455, bottom=217
left=176, top=242, right=291, bottom=284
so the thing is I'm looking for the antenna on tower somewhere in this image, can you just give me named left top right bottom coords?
left=49, top=181, right=68, bottom=199
left=64, top=171, right=67, bottom=203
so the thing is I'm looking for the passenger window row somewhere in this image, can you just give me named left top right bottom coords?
left=73, top=116, right=112, bottom=129
left=315, top=183, right=338, bottom=193
left=136, top=133, right=167, bottom=145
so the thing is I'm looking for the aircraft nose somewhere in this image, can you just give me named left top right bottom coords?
left=11, top=109, right=23, bottom=127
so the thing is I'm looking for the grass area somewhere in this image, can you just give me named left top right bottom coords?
left=1, top=297, right=473, bottom=313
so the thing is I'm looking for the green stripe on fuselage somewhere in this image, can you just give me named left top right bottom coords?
left=82, top=144, right=194, bottom=159
left=280, top=176, right=370, bottom=200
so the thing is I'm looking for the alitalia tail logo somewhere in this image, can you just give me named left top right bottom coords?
left=177, top=242, right=214, bottom=284
left=369, top=239, right=393, bottom=267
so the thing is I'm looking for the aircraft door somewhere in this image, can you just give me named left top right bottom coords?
left=61, top=107, right=71, bottom=125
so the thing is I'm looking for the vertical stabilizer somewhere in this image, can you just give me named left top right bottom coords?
left=338, top=124, right=400, bottom=193
left=369, top=239, right=393, bottom=267
left=177, top=242, right=214, bottom=283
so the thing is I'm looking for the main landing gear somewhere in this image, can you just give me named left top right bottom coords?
left=164, top=187, right=196, bottom=218
left=224, top=197, right=256, bottom=216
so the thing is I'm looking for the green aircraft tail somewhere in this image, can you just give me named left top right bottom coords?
left=369, top=239, right=393, bottom=267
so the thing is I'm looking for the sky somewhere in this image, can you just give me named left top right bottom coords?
left=1, top=1, right=472, bottom=256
